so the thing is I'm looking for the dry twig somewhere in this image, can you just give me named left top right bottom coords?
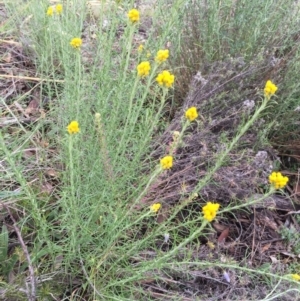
left=4, top=205, right=37, bottom=301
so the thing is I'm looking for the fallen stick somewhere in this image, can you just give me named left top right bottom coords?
left=4, top=205, right=36, bottom=301
left=0, top=74, right=64, bottom=83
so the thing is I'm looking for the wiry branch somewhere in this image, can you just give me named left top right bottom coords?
left=4, top=205, right=36, bottom=301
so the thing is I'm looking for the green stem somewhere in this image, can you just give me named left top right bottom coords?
left=68, top=135, right=75, bottom=200
left=75, top=50, right=82, bottom=117
left=117, top=76, right=139, bottom=148
left=113, top=167, right=162, bottom=232
left=193, top=97, right=269, bottom=194
left=0, top=128, right=47, bottom=241
left=220, top=188, right=275, bottom=214
left=68, top=134, right=78, bottom=251
left=121, top=25, right=135, bottom=84
left=117, top=63, right=160, bottom=156
left=106, top=219, right=209, bottom=289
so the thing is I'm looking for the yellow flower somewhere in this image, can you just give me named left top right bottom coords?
left=56, top=4, right=63, bottom=14
left=156, top=70, right=175, bottom=88
left=185, top=107, right=198, bottom=121
left=128, top=9, right=140, bottom=23
left=46, top=6, right=54, bottom=16
left=67, top=121, right=80, bottom=134
left=150, top=203, right=161, bottom=213
left=70, top=38, right=82, bottom=49
left=137, top=61, right=151, bottom=77
left=160, top=155, right=173, bottom=170
left=269, top=171, right=289, bottom=189
left=146, top=51, right=151, bottom=58
left=138, top=44, right=144, bottom=53
left=291, top=274, right=300, bottom=281
left=264, top=80, right=278, bottom=99
left=155, top=49, right=169, bottom=63
left=47, top=4, right=63, bottom=16
left=202, top=202, right=220, bottom=222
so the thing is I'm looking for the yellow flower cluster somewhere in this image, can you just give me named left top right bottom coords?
left=47, top=6, right=54, bottom=16
left=70, top=38, right=82, bottom=49
left=269, top=171, right=289, bottom=189
left=160, top=155, right=173, bottom=170
left=202, top=202, right=220, bottom=222
left=264, top=80, right=278, bottom=99
left=156, top=70, right=175, bottom=88
left=46, top=4, right=63, bottom=16
left=56, top=4, right=63, bottom=14
left=150, top=203, right=161, bottom=213
left=155, top=49, right=169, bottom=63
left=67, top=121, right=80, bottom=134
left=128, top=9, right=140, bottom=23
left=137, top=61, right=151, bottom=77
left=185, top=107, right=198, bottom=121
left=134, top=23, right=173, bottom=85
left=291, top=274, right=300, bottom=281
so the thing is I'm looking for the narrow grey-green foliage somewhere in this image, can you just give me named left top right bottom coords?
left=1, top=0, right=300, bottom=299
